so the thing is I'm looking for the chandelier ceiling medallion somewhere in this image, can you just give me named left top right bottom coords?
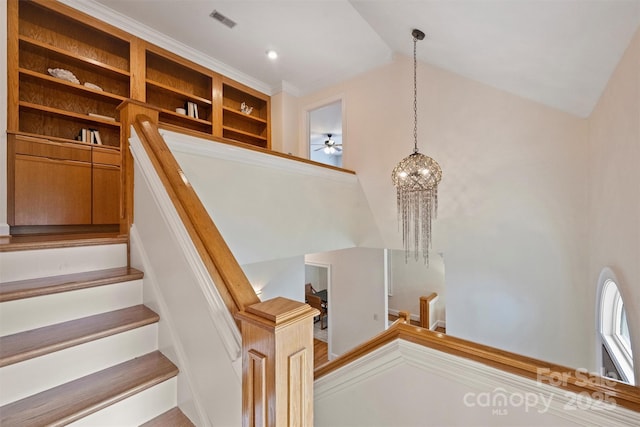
left=391, top=28, right=442, bottom=264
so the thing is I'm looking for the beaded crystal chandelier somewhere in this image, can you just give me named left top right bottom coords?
left=391, top=29, right=442, bottom=264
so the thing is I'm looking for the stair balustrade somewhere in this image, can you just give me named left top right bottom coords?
left=120, top=100, right=317, bottom=426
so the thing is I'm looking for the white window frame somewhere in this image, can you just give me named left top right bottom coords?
left=613, top=296, right=633, bottom=361
left=598, top=269, right=634, bottom=384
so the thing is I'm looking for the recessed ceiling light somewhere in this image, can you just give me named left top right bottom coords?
left=266, top=50, right=278, bottom=60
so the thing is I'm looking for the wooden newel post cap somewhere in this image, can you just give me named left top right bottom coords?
left=235, top=297, right=318, bottom=427
left=398, top=311, right=411, bottom=324
left=235, top=297, right=319, bottom=329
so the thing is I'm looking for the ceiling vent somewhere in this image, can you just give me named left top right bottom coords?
left=209, top=10, right=236, bottom=29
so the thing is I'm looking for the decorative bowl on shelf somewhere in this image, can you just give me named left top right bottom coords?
left=84, top=82, right=103, bottom=91
left=47, top=68, right=80, bottom=84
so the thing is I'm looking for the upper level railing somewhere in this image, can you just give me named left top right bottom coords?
left=315, top=318, right=640, bottom=414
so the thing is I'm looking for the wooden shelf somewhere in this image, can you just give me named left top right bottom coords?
left=20, top=68, right=126, bottom=104
left=146, top=79, right=212, bottom=106
left=145, top=47, right=214, bottom=132
left=222, top=126, right=268, bottom=148
left=158, top=122, right=215, bottom=140
left=19, top=102, right=121, bottom=127
left=222, top=106, right=267, bottom=124
left=19, top=105, right=121, bottom=147
left=146, top=50, right=212, bottom=100
left=222, top=126, right=267, bottom=141
left=19, top=36, right=130, bottom=79
left=158, top=108, right=212, bottom=126
left=222, top=83, right=268, bottom=119
left=221, top=80, right=270, bottom=148
left=18, top=0, right=130, bottom=72
left=9, top=131, right=120, bottom=151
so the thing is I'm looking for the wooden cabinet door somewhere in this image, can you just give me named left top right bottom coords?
left=14, top=154, right=92, bottom=225
left=92, top=164, right=120, bottom=225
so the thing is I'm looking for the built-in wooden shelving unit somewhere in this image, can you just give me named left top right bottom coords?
left=6, top=0, right=272, bottom=232
left=222, top=80, right=270, bottom=148
left=145, top=48, right=215, bottom=136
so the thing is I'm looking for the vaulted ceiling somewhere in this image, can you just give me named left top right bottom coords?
left=90, top=0, right=640, bottom=118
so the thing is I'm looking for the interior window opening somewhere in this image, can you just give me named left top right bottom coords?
left=599, top=275, right=634, bottom=385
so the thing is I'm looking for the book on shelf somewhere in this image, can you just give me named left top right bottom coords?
left=76, top=128, right=103, bottom=144
left=185, top=101, right=199, bottom=119
left=93, top=130, right=103, bottom=145
left=76, top=128, right=87, bottom=143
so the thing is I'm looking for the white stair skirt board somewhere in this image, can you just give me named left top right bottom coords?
left=0, top=244, right=128, bottom=282
left=0, top=324, right=158, bottom=405
left=67, top=377, right=178, bottom=427
left=129, top=134, right=241, bottom=361
left=0, top=280, right=143, bottom=336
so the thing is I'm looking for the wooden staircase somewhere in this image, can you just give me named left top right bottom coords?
left=0, top=237, right=194, bottom=426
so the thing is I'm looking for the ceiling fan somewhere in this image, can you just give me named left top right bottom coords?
left=312, top=134, right=342, bottom=155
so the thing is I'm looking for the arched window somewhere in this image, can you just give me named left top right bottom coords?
left=599, top=271, right=634, bottom=384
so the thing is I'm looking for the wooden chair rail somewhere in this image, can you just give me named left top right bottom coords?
left=131, top=111, right=260, bottom=317
left=157, top=122, right=356, bottom=175
left=315, top=321, right=640, bottom=413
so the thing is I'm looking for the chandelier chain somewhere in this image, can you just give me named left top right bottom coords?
left=413, top=35, right=418, bottom=153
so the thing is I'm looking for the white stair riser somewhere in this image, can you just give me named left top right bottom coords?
left=0, top=280, right=143, bottom=336
left=0, top=324, right=158, bottom=406
left=68, top=377, right=177, bottom=427
left=0, top=244, right=128, bottom=282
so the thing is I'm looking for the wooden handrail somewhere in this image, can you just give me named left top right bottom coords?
left=130, top=109, right=260, bottom=317
left=315, top=322, right=640, bottom=413
left=419, top=292, right=438, bottom=329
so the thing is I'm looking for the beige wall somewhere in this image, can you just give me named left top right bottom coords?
left=294, top=55, right=590, bottom=369
left=306, top=248, right=387, bottom=358
left=270, top=89, right=299, bottom=155
left=241, top=256, right=305, bottom=303
left=388, top=250, right=445, bottom=325
left=588, top=27, right=640, bottom=380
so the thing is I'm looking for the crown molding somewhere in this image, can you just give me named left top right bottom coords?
left=59, top=0, right=273, bottom=95
left=273, top=80, right=301, bottom=97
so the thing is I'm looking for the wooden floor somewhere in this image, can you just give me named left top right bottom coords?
left=314, top=339, right=328, bottom=369
left=387, top=313, right=420, bottom=327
